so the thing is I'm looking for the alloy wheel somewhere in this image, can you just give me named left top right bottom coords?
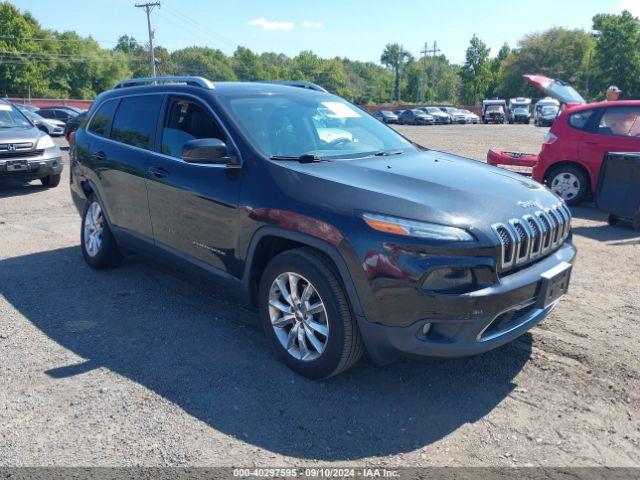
left=268, top=272, right=329, bottom=362
left=84, top=202, right=104, bottom=257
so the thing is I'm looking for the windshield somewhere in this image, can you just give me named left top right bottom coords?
left=425, top=107, right=441, bottom=114
left=487, top=105, right=504, bottom=112
left=511, top=104, right=529, bottom=110
left=541, top=106, right=559, bottom=116
left=221, top=93, right=414, bottom=159
left=23, top=110, right=46, bottom=122
left=0, top=104, right=32, bottom=128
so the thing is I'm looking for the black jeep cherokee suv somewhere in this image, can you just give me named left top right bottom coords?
left=70, top=76, right=576, bottom=379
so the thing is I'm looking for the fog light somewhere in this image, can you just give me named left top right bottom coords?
left=422, top=267, right=474, bottom=293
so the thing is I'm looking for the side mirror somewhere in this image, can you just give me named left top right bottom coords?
left=181, top=138, right=236, bottom=165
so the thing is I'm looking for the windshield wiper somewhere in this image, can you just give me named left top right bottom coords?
left=269, top=154, right=325, bottom=164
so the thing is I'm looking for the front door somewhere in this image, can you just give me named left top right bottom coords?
left=145, top=95, right=242, bottom=276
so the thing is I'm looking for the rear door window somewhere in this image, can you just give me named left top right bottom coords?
left=88, top=100, right=118, bottom=137
left=160, top=97, right=226, bottom=158
left=597, top=106, right=640, bottom=137
left=111, top=95, right=163, bottom=150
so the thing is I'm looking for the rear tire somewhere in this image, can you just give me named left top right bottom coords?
left=546, top=165, right=589, bottom=206
left=81, top=195, right=122, bottom=269
left=258, top=247, right=364, bottom=379
left=41, top=174, right=61, bottom=187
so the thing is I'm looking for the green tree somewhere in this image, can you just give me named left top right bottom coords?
left=496, top=28, right=594, bottom=100
left=380, top=43, right=412, bottom=102
left=591, top=10, right=640, bottom=99
left=232, top=46, right=265, bottom=81
left=459, top=35, right=492, bottom=105
left=168, top=47, right=236, bottom=80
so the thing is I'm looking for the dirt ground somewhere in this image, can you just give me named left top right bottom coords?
left=0, top=125, right=638, bottom=467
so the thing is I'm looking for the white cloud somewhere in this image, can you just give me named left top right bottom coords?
left=248, top=17, right=295, bottom=31
left=618, top=0, right=640, bottom=17
left=301, top=20, right=324, bottom=29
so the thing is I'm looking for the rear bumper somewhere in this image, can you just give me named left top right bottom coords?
left=358, top=241, right=576, bottom=364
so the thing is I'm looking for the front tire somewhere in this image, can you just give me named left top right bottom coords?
left=81, top=195, right=122, bottom=269
left=546, top=165, right=589, bottom=206
left=41, top=173, right=61, bottom=187
left=259, top=248, right=364, bottom=379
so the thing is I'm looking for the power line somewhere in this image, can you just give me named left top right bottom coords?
left=0, top=34, right=144, bottom=46
left=161, top=2, right=236, bottom=49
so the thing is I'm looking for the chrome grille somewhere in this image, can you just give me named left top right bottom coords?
left=492, top=204, right=571, bottom=272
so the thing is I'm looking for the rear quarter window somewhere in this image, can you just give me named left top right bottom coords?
left=88, top=100, right=118, bottom=137
left=568, top=110, right=594, bottom=130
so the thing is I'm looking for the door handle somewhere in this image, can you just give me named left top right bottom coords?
left=148, top=166, right=169, bottom=179
left=91, top=151, right=106, bottom=161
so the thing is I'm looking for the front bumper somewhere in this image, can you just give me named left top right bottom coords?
left=357, top=241, right=576, bottom=363
left=0, top=149, right=63, bottom=181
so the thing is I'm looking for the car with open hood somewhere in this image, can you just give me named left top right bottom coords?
left=70, top=76, right=576, bottom=379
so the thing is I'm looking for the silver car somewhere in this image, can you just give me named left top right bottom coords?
left=0, top=100, right=63, bottom=187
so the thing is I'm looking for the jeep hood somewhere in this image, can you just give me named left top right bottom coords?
left=274, top=150, right=561, bottom=237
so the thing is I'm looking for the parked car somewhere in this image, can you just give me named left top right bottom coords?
left=398, top=109, right=434, bottom=125
left=508, top=98, right=532, bottom=124
left=440, top=107, right=470, bottom=124
left=420, top=107, right=451, bottom=124
left=64, top=112, right=87, bottom=142
left=534, top=100, right=640, bottom=205
left=20, top=110, right=65, bottom=137
left=393, top=109, right=405, bottom=116
left=372, top=110, right=399, bottom=124
left=482, top=99, right=507, bottom=124
left=458, top=109, right=480, bottom=124
left=36, top=107, right=79, bottom=124
left=0, top=99, right=63, bottom=187
left=71, top=76, right=575, bottom=379
left=534, top=98, right=561, bottom=127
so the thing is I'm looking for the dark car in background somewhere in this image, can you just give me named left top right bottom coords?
left=372, top=110, right=399, bottom=124
left=64, top=111, right=87, bottom=141
left=37, top=107, right=79, bottom=124
left=398, top=109, right=434, bottom=125
left=70, top=76, right=575, bottom=379
left=0, top=99, right=63, bottom=187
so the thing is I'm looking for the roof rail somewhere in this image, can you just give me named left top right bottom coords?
left=259, top=81, right=328, bottom=93
left=112, top=76, right=215, bottom=90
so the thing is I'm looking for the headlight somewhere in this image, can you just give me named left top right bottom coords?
left=36, top=135, right=55, bottom=149
left=362, top=213, right=475, bottom=241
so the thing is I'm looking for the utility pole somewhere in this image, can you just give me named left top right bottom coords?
left=135, top=2, right=160, bottom=77
left=427, top=41, right=441, bottom=102
left=419, top=42, right=428, bottom=103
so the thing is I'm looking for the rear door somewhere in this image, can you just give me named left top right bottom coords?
left=579, top=105, right=640, bottom=189
left=87, top=94, right=162, bottom=240
left=145, top=95, right=242, bottom=275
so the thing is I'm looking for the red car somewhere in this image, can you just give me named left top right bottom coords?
left=533, top=100, right=640, bottom=205
left=489, top=75, right=640, bottom=205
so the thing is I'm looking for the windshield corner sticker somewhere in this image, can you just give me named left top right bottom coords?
left=321, top=102, right=361, bottom=119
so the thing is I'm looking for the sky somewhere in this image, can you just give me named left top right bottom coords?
left=11, top=0, right=637, bottom=65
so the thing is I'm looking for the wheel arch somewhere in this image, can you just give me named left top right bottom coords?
left=241, top=226, right=365, bottom=320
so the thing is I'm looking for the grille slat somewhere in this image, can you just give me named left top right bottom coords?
left=493, top=204, right=570, bottom=273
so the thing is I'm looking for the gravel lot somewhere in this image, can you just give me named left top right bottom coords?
left=1, top=126, right=638, bottom=467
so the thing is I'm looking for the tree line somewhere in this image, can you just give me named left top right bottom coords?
left=0, top=2, right=637, bottom=105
